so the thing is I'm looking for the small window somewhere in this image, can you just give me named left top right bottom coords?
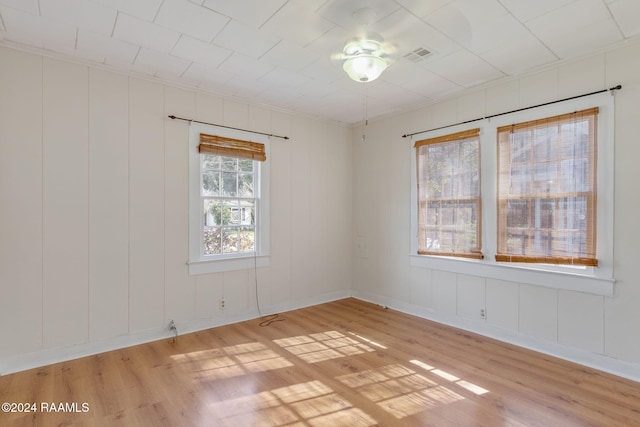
left=415, top=128, right=482, bottom=259
left=496, top=108, right=598, bottom=266
left=198, top=133, right=265, bottom=258
left=189, top=124, right=270, bottom=274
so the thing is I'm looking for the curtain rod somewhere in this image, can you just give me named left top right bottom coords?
left=168, top=115, right=289, bottom=140
left=401, top=84, right=622, bottom=139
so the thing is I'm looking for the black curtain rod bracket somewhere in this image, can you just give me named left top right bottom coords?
left=168, top=115, right=289, bottom=140
left=402, top=84, right=622, bottom=139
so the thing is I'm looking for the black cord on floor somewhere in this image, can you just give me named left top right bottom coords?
left=259, top=313, right=284, bottom=327
left=254, top=250, right=285, bottom=327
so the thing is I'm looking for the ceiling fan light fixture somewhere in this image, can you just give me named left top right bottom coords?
left=343, top=55, right=387, bottom=82
left=341, top=35, right=388, bottom=83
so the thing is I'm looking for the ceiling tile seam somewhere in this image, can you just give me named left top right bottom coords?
left=495, top=0, right=561, bottom=62
left=207, top=14, right=231, bottom=45
left=168, top=33, right=184, bottom=55
left=395, top=1, right=419, bottom=19
left=131, top=45, right=142, bottom=66
left=151, top=0, right=166, bottom=23
left=256, top=38, right=283, bottom=62
left=302, top=25, right=334, bottom=49
left=109, top=10, right=120, bottom=38
left=194, top=40, right=234, bottom=72
left=517, top=0, right=610, bottom=50
left=179, top=61, right=197, bottom=80
left=200, top=1, right=231, bottom=22
left=257, top=0, right=290, bottom=30
left=313, top=0, right=330, bottom=14
left=416, top=49, right=494, bottom=87
left=0, top=9, right=6, bottom=33
left=601, top=0, right=625, bottom=39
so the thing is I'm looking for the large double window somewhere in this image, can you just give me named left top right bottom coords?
left=411, top=93, right=614, bottom=294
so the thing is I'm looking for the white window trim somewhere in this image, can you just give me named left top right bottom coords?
left=188, top=123, right=270, bottom=275
left=410, top=91, right=615, bottom=296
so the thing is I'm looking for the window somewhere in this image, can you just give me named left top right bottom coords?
left=199, top=133, right=264, bottom=257
left=415, top=128, right=482, bottom=259
left=410, top=92, right=614, bottom=296
left=496, top=108, right=598, bottom=266
left=189, top=124, right=270, bottom=274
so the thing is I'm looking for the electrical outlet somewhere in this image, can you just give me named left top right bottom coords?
left=219, top=299, right=225, bottom=310
left=480, top=308, right=486, bottom=319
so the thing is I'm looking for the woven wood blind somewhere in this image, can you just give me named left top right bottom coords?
left=415, top=128, right=483, bottom=259
left=199, top=133, right=266, bottom=161
left=496, top=108, right=598, bottom=266
left=414, top=128, right=480, bottom=147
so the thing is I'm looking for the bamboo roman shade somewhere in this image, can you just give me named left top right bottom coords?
left=199, top=133, right=266, bottom=161
left=496, top=108, right=598, bottom=266
left=414, top=128, right=481, bottom=148
left=415, top=128, right=483, bottom=259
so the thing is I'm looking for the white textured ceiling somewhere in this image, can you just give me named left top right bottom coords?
left=1, top=0, right=638, bottom=124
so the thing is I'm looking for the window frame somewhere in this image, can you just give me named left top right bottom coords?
left=415, top=128, right=483, bottom=259
left=410, top=92, right=614, bottom=296
left=495, top=108, right=598, bottom=266
left=188, top=123, right=270, bottom=275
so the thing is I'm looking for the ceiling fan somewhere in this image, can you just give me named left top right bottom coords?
left=332, top=7, right=397, bottom=83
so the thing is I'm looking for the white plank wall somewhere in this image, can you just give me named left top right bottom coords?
left=267, top=111, right=294, bottom=308
left=163, top=86, right=196, bottom=324
left=128, top=79, right=165, bottom=332
left=191, top=93, right=226, bottom=321
left=88, top=69, right=129, bottom=341
left=290, top=119, right=312, bottom=301
left=42, top=58, right=89, bottom=348
left=0, top=48, right=43, bottom=358
left=308, top=121, right=330, bottom=297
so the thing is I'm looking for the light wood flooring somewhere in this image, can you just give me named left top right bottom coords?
left=1, top=298, right=640, bottom=426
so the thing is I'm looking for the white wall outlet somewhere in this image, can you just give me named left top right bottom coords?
left=219, top=299, right=225, bottom=310
left=480, top=308, right=486, bottom=319
left=355, top=235, right=369, bottom=258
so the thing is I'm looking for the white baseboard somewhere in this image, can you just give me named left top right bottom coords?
left=351, top=290, right=640, bottom=383
left=0, top=289, right=351, bottom=376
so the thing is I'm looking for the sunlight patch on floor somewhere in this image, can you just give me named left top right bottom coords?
left=273, top=331, right=375, bottom=363
left=410, top=359, right=489, bottom=395
left=170, top=342, right=293, bottom=380
left=336, top=363, right=466, bottom=418
left=346, top=331, right=388, bottom=349
left=209, top=380, right=377, bottom=427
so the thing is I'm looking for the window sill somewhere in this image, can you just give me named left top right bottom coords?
left=189, top=254, right=270, bottom=275
left=409, top=254, right=614, bottom=296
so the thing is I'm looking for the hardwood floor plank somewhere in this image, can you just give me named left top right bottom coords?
left=1, top=298, right=639, bottom=426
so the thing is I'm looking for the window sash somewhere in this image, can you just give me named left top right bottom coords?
left=200, top=152, right=259, bottom=258
left=496, top=108, right=598, bottom=266
left=415, top=128, right=482, bottom=259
